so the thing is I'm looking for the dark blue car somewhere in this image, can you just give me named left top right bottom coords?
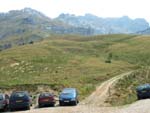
left=136, top=84, right=150, bottom=100
left=9, top=91, right=32, bottom=111
left=59, top=88, right=79, bottom=106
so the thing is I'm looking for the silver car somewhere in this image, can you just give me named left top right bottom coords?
left=0, top=93, right=9, bottom=111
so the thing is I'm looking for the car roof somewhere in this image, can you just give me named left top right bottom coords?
left=136, top=84, right=150, bottom=91
left=0, top=94, right=4, bottom=98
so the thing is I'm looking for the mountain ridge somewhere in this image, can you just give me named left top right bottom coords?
left=56, top=13, right=149, bottom=34
left=0, top=8, right=150, bottom=50
left=0, top=8, right=93, bottom=50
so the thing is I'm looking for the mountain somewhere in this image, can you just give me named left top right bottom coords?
left=56, top=14, right=150, bottom=34
left=136, top=28, right=150, bottom=34
left=0, top=8, right=93, bottom=49
left=0, top=8, right=149, bottom=50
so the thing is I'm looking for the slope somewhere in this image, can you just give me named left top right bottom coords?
left=0, top=34, right=139, bottom=99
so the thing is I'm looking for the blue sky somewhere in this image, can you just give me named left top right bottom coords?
left=0, top=0, right=150, bottom=22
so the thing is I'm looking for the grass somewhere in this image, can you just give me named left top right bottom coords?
left=0, top=34, right=149, bottom=101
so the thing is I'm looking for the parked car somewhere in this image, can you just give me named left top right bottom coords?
left=0, top=93, right=9, bottom=111
left=136, top=84, right=150, bottom=100
left=9, top=91, right=32, bottom=111
left=59, top=88, right=79, bottom=106
left=38, top=92, right=56, bottom=107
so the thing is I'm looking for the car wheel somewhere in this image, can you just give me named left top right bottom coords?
left=51, top=104, right=55, bottom=107
left=59, top=101, right=64, bottom=106
left=2, top=106, right=7, bottom=112
left=26, top=106, right=30, bottom=110
left=1, top=108, right=5, bottom=112
left=137, top=95, right=141, bottom=100
left=10, top=108, right=15, bottom=112
left=39, top=104, right=42, bottom=108
left=73, top=100, right=77, bottom=106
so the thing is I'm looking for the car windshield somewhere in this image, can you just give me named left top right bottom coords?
left=40, top=93, right=52, bottom=97
left=137, top=84, right=150, bottom=91
left=62, top=89, right=75, bottom=96
left=12, top=92, right=26, bottom=98
left=0, top=94, right=3, bottom=100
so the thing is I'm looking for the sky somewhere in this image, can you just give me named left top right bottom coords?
left=0, top=0, right=150, bottom=22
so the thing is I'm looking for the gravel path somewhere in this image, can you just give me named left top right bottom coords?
left=82, top=71, right=133, bottom=107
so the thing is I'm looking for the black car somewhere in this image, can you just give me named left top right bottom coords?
left=9, top=91, right=32, bottom=111
left=136, top=84, right=150, bottom=100
left=0, top=93, right=9, bottom=112
left=38, top=92, right=56, bottom=107
left=59, top=88, right=79, bottom=106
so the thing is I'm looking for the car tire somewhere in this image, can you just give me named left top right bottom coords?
left=26, top=106, right=30, bottom=110
left=51, top=104, right=55, bottom=107
left=39, top=104, right=42, bottom=108
left=10, top=108, right=15, bottom=112
left=137, top=95, right=141, bottom=100
left=59, top=101, right=64, bottom=106
left=73, top=100, right=77, bottom=106
left=2, top=106, right=7, bottom=112
left=1, top=108, right=5, bottom=112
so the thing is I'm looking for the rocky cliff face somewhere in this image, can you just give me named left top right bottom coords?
left=0, top=8, right=149, bottom=49
left=0, top=8, right=93, bottom=41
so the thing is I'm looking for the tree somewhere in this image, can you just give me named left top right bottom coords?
left=105, top=53, right=112, bottom=63
left=29, top=40, right=34, bottom=44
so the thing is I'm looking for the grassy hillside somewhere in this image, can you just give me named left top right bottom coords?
left=0, top=34, right=149, bottom=100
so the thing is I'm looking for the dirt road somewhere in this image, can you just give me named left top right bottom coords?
left=82, top=71, right=133, bottom=106
left=10, top=71, right=150, bottom=113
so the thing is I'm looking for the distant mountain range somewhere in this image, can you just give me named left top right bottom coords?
left=0, top=8, right=93, bottom=43
left=136, top=28, right=150, bottom=34
left=0, top=8, right=150, bottom=50
left=55, top=13, right=150, bottom=34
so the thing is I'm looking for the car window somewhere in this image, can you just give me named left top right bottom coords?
left=0, top=94, right=3, bottom=100
left=62, top=89, right=75, bottom=94
left=12, top=92, right=26, bottom=98
left=62, top=91, right=74, bottom=96
left=40, top=93, right=52, bottom=97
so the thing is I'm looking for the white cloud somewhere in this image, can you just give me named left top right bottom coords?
left=0, top=0, right=149, bottom=22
